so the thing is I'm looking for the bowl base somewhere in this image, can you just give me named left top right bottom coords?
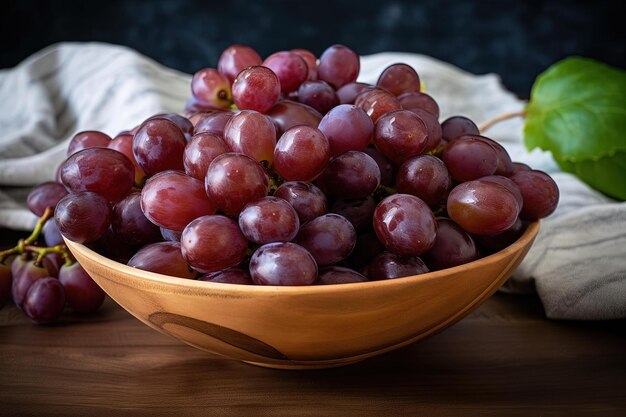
left=243, top=359, right=364, bottom=370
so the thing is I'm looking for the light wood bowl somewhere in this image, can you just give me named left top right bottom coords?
left=64, top=221, right=539, bottom=369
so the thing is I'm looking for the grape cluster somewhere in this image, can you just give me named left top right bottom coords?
left=1, top=44, right=561, bottom=306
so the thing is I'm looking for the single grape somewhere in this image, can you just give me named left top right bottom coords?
left=317, top=44, right=359, bottom=89
left=422, top=218, right=479, bottom=270
left=26, top=181, right=68, bottom=216
left=294, top=213, right=356, bottom=266
left=274, top=181, right=328, bottom=223
left=267, top=100, right=323, bottom=136
left=447, top=180, right=520, bottom=235
left=363, top=147, right=395, bottom=186
left=510, top=170, right=559, bottom=220
left=331, top=196, right=377, bottom=233
left=373, top=109, right=429, bottom=164
left=470, top=135, right=515, bottom=177
left=297, top=81, right=339, bottom=114
left=205, top=153, right=269, bottom=216
left=249, top=242, right=318, bottom=286
left=133, top=118, right=186, bottom=176
left=274, top=126, right=330, bottom=182
left=355, top=88, right=402, bottom=123
left=141, top=170, right=216, bottom=232
left=442, top=136, right=498, bottom=181
left=112, top=191, right=162, bottom=246
left=223, top=110, right=276, bottom=163
left=317, top=266, right=368, bottom=285
left=366, top=252, right=429, bottom=280
left=108, top=133, right=147, bottom=185
left=191, top=68, right=232, bottom=109
left=55, top=191, right=111, bottom=244
left=67, top=130, right=111, bottom=156
left=316, top=150, right=381, bottom=200
left=11, top=259, right=55, bottom=310
left=183, top=132, right=231, bottom=181
left=398, top=92, right=440, bottom=118
left=128, top=241, right=196, bottom=279
left=232, top=66, right=281, bottom=113
left=60, top=147, right=134, bottom=202
left=23, top=277, right=65, bottom=324
left=373, top=194, right=437, bottom=256
left=149, top=113, right=195, bottom=141
left=318, top=104, right=374, bottom=156
left=441, top=116, right=480, bottom=141
left=291, top=48, right=318, bottom=80
left=218, top=44, right=263, bottom=83
left=396, top=155, right=451, bottom=210
left=376, top=63, right=421, bottom=96
left=336, top=82, right=373, bottom=104
left=410, top=108, right=442, bottom=152
left=263, top=51, right=309, bottom=93
left=199, top=267, right=254, bottom=285
left=42, top=218, right=64, bottom=247
left=58, top=262, right=105, bottom=313
left=239, top=196, right=300, bottom=244
left=473, top=217, right=524, bottom=252
left=193, top=111, right=234, bottom=136
left=181, top=215, right=248, bottom=274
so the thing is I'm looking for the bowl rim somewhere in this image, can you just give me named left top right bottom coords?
left=64, top=221, right=539, bottom=296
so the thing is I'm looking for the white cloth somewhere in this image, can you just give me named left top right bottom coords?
left=1, top=43, right=624, bottom=320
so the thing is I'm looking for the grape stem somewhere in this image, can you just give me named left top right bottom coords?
left=479, top=109, right=527, bottom=133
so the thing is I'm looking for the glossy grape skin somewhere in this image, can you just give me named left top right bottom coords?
left=376, top=63, right=421, bottom=96
left=223, top=110, right=276, bottom=163
left=0, top=262, right=11, bottom=309
left=373, top=194, right=437, bottom=256
left=218, top=44, right=263, bottom=83
left=318, top=104, right=374, bottom=156
left=510, top=170, right=559, bottom=220
left=363, top=147, right=395, bottom=186
left=398, top=92, right=440, bottom=118
left=441, top=116, right=480, bottom=141
left=141, top=170, right=216, bottom=232
left=366, top=252, right=429, bottom=281
left=331, top=196, right=377, bottom=234
left=23, top=277, right=65, bottom=324
left=473, top=217, right=524, bottom=252
left=133, top=118, right=187, bottom=177
left=128, top=241, right=197, bottom=279
left=422, top=218, right=479, bottom=271
left=317, top=266, right=368, bottom=285
left=11, top=260, right=54, bottom=310
left=191, top=68, right=232, bottom=109
left=267, top=100, right=323, bottom=136
left=317, top=151, right=381, bottom=200
left=160, top=227, right=181, bottom=242
left=294, top=214, right=356, bottom=266
left=355, top=88, right=403, bottom=123
left=183, top=132, right=231, bottom=181
left=108, top=134, right=146, bottom=185
left=181, top=215, right=248, bottom=274
left=232, top=66, right=281, bottom=113
left=58, top=262, right=105, bottom=313
left=193, top=111, right=234, bottom=136
left=60, top=147, right=135, bottom=202
left=410, top=108, right=442, bottom=152
left=479, top=175, right=524, bottom=211
left=317, top=45, right=359, bottom=88
left=396, top=155, right=451, bottom=210
left=42, top=218, right=64, bottom=247
left=291, top=48, right=318, bottom=80
left=274, top=181, right=328, bottom=223
left=263, top=51, right=309, bottom=93
left=274, top=126, right=330, bottom=182
left=239, top=196, right=300, bottom=244
left=112, top=191, right=161, bottom=246
left=472, top=135, right=515, bottom=177
left=336, top=82, right=373, bottom=104
left=55, top=191, right=112, bottom=244
left=447, top=180, right=520, bottom=235
left=67, top=130, right=111, bottom=156
left=297, top=81, right=339, bottom=114
left=151, top=113, right=194, bottom=141
left=442, top=136, right=499, bottom=181
left=374, top=110, right=429, bottom=164
left=199, top=267, right=254, bottom=285
left=205, top=153, right=269, bottom=215
left=249, top=242, right=318, bottom=286
left=26, top=181, right=68, bottom=216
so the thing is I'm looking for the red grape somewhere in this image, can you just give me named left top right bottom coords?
left=249, top=242, right=318, bottom=286
left=128, top=241, right=196, bottom=279
left=183, top=132, right=231, bottom=180
left=317, top=150, right=381, bottom=199
left=374, top=109, right=429, bottom=164
left=267, top=100, right=322, bottom=136
left=238, top=196, right=299, bottom=244
left=295, top=214, right=356, bottom=266
left=223, top=110, right=276, bottom=163
left=274, top=181, right=328, bottom=223
left=232, top=66, right=281, bottom=113
left=218, top=44, right=263, bottom=83
left=274, top=126, right=330, bottom=181
left=422, top=218, right=479, bottom=270
left=441, top=116, right=480, bottom=141
left=510, top=170, right=559, bottom=220
left=191, top=68, right=232, bottom=109
left=398, top=92, right=440, bottom=117
left=58, top=262, right=105, bottom=313
left=55, top=191, right=111, bottom=243
left=199, top=268, right=253, bottom=285
left=317, top=44, right=359, bottom=89
left=396, top=155, right=451, bottom=210
left=366, top=252, right=429, bottom=280
left=317, top=266, right=368, bottom=285
left=67, top=131, right=111, bottom=156
left=318, top=104, right=373, bottom=156
left=263, top=51, right=309, bottom=93
left=297, top=81, right=339, bottom=114
left=133, top=118, right=186, bottom=176
left=376, top=63, right=421, bottom=96
left=26, top=181, right=68, bottom=216
left=355, top=88, right=402, bottom=123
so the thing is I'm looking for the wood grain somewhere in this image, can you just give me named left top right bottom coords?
left=1, top=294, right=625, bottom=416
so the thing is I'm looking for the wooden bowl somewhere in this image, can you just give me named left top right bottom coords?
left=64, top=221, right=539, bottom=369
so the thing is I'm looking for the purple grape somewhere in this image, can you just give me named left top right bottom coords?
left=59, top=262, right=105, bottom=313
left=317, top=45, right=360, bottom=89
left=149, top=113, right=194, bottom=141
left=23, top=277, right=65, bottom=324
left=67, top=130, right=111, bottom=156
left=422, top=218, right=479, bottom=271
left=55, top=191, right=111, bottom=244
left=133, top=118, right=186, bottom=176
left=238, top=196, right=300, bottom=244
left=274, top=181, right=328, bottom=223
left=441, top=116, right=480, bottom=141
left=193, top=111, right=234, bottom=137
left=510, top=170, right=559, bottom=220
left=294, top=214, right=356, bottom=266
left=274, top=126, right=330, bottom=182
left=376, top=63, right=421, bottom=96
left=42, top=218, right=64, bottom=247
left=112, top=191, right=161, bottom=246
left=336, top=82, right=373, bottom=104
left=396, top=155, right=451, bottom=210
left=11, top=259, right=55, bottom=310
left=317, top=266, right=368, bottom=285
left=355, top=88, right=402, bottom=123
left=363, top=147, right=395, bottom=187
left=410, top=108, right=443, bottom=152
left=442, top=136, right=498, bottom=181
left=316, top=151, right=381, bottom=199
left=249, top=242, right=318, bottom=286
left=318, top=104, right=374, bottom=156
left=473, top=217, right=524, bottom=252
left=374, top=109, right=429, bottom=164
left=291, top=48, right=318, bottom=81
left=297, top=81, right=339, bottom=114
left=330, top=196, right=377, bottom=234
left=347, top=232, right=385, bottom=269
left=267, top=100, right=323, bottom=136
left=198, top=268, right=253, bottom=285
left=128, top=241, right=196, bottom=279
left=26, top=182, right=69, bottom=217
left=398, top=92, right=439, bottom=117
left=366, top=252, right=429, bottom=280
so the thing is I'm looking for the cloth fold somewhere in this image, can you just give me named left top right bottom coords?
left=1, top=42, right=624, bottom=319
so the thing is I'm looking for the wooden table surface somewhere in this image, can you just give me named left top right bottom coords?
left=1, top=231, right=625, bottom=416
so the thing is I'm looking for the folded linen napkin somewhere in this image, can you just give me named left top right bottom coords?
left=1, top=43, right=624, bottom=320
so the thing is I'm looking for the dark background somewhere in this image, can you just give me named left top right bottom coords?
left=2, top=0, right=624, bottom=96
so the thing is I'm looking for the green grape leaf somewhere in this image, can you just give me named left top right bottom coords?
left=524, top=57, right=626, bottom=161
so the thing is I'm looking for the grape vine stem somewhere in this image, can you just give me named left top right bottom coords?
left=479, top=109, right=527, bottom=133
